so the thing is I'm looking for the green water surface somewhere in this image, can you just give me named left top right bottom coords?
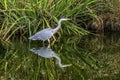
left=0, top=32, right=120, bottom=80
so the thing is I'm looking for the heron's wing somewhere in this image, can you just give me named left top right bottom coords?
left=29, top=28, right=53, bottom=41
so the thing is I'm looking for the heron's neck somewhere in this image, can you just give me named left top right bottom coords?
left=53, top=20, right=62, bottom=33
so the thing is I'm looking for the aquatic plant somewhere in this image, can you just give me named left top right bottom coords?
left=0, top=0, right=99, bottom=41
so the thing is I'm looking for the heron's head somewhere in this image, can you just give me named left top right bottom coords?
left=59, top=18, right=70, bottom=22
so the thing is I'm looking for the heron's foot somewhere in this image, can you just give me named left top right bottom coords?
left=42, top=41, right=45, bottom=46
left=47, top=44, right=50, bottom=48
left=48, top=39, right=51, bottom=44
left=52, top=35, right=56, bottom=45
left=52, top=35, right=56, bottom=41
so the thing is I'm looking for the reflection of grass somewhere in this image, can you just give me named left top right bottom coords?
left=0, top=33, right=120, bottom=79
left=0, top=36, right=99, bottom=80
left=79, top=33, right=120, bottom=79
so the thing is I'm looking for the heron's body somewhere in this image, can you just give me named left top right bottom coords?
left=29, top=28, right=53, bottom=41
left=28, top=18, right=69, bottom=43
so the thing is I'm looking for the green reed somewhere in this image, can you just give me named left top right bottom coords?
left=0, top=0, right=99, bottom=41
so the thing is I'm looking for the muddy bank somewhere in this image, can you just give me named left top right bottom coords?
left=86, top=1, right=120, bottom=32
left=87, top=13, right=120, bottom=32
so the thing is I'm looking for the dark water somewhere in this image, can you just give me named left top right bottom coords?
left=0, top=32, right=120, bottom=80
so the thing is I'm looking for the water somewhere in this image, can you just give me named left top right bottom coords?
left=0, top=32, right=120, bottom=80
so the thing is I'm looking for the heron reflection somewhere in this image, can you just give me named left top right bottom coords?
left=30, top=47, right=71, bottom=68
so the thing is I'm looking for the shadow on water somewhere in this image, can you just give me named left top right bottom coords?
left=0, top=32, right=120, bottom=80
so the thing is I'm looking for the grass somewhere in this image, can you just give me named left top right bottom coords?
left=0, top=0, right=119, bottom=41
left=0, top=0, right=100, bottom=41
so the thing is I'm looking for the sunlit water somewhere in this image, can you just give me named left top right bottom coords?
left=0, top=32, right=120, bottom=80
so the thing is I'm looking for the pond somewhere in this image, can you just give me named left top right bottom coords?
left=0, top=32, right=120, bottom=80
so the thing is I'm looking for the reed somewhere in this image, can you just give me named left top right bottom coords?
left=0, top=0, right=98, bottom=41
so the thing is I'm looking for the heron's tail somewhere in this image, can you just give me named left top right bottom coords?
left=28, top=36, right=36, bottom=40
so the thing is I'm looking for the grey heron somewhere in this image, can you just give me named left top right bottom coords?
left=28, top=18, right=70, bottom=43
left=30, top=47, right=72, bottom=68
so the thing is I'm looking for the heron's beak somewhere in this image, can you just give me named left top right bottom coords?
left=67, top=64, right=72, bottom=67
left=67, top=18, right=71, bottom=20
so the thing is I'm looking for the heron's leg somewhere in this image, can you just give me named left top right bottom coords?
left=47, top=39, right=51, bottom=48
left=48, top=39, right=50, bottom=44
left=47, top=43, right=50, bottom=48
left=42, top=41, right=45, bottom=46
left=51, top=35, right=56, bottom=45
left=52, top=35, right=56, bottom=42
